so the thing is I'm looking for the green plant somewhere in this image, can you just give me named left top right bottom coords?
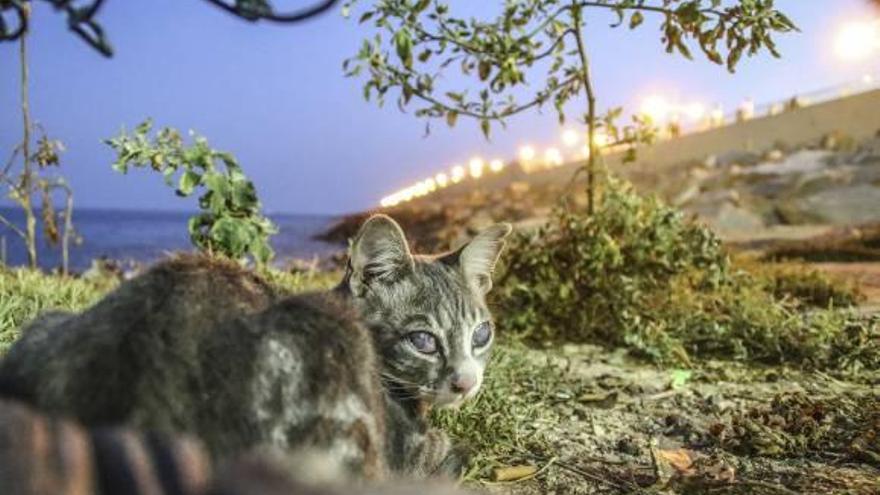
left=344, top=0, right=796, bottom=212
left=106, top=120, right=277, bottom=264
left=494, top=180, right=878, bottom=369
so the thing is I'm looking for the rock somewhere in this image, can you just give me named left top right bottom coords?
left=749, top=150, right=832, bottom=176
left=705, top=203, right=766, bottom=233
left=703, top=155, right=719, bottom=169
left=673, top=183, right=701, bottom=207
left=794, top=185, right=880, bottom=225
left=508, top=181, right=531, bottom=196
left=764, top=149, right=785, bottom=162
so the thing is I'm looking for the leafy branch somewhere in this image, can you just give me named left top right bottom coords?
left=106, top=120, right=277, bottom=264
left=345, top=0, right=796, bottom=135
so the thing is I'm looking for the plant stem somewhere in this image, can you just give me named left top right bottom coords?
left=571, top=2, right=598, bottom=215
left=19, top=4, right=37, bottom=268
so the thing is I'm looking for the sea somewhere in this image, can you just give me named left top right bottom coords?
left=0, top=206, right=343, bottom=272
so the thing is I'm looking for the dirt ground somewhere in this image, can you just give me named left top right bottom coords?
left=473, top=344, right=879, bottom=495
left=815, top=262, right=880, bottom=313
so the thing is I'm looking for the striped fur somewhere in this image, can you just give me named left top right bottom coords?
left=0, top=399, right=473, bottom=495
left=0, top=399, right=210, bottom=495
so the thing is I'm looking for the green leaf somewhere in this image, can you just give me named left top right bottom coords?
left=394, top=29, right=414, bottom=69
left=478, top=60, right=492, bottom=81
left=177, top=170, right=201, bottom=197
left=446, top=110, right=459, bottom=128
left=480, top=119, right=490, bottom=139
left=629, top=12, right=644, bottom=29
left=670, top=369, right=693, bottom=389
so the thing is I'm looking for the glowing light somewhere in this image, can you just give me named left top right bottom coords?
left=413, top=182, right=429, bottom=197
left=425, top=178, right=437, bottom=192
left=544, top=147, right=564, bottom=167
left=435, top=172, right=449, bottom=187
left=834, top=21, right=880, bottom=62
left=710, top=105, right=724, bottom=127
left=684, top=102, right=706, bottom=121
left=864, top=74, right=876, bottom=84
left=561, top=129, right=581, bottom=147
left=489, top=159, right=504, bottom=173
left=518, top=145, right=536, bottom=162
left=593, top=131, right=609, bottom=148
left=580, top=144, right=591, bottom=159
left=468, top=157, right=485, bottom=179
left=641, top=95, right=671, bottom=123
left=451, top=165, right=465, bottom=183
left=738, top=98, right=755, bottom=120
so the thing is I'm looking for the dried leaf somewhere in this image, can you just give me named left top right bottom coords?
left=493, top=465, right=538, bottom=482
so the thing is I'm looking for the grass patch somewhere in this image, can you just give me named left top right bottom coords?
left=741, top=259, right=863, bottom=308
left=0, top=268, right=116, bottom=354
left=0, top=261, right=341, bottom=356
left=432, top=342, right=571, bottom=479
left=495, top=181, right=878, bottom=370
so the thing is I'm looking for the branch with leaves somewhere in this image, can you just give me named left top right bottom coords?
left=345, top=0, right=796, bottom=136
left=106, top=120, right=278, bottom=264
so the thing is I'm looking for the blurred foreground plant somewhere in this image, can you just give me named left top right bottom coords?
left=106, top=120, right=277, bottom=264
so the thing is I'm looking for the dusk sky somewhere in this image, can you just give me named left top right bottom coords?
left=1, top=0, right=878, bottom=215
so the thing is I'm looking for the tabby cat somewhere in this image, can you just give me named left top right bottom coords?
left=0, top=215, right=511, bottom=481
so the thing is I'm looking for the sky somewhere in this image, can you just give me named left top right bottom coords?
left=1, top=0, right=879, bottom=215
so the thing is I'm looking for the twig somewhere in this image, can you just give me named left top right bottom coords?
left=0, top=213, right=26, bottom=240
left=515, top=448, right=641, bottom=493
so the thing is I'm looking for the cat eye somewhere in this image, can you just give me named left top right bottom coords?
left=407, top=331, right=438, bottom=354
left=472, top=322, right=492, bottom=348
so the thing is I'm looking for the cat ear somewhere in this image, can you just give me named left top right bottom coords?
left=456, top=223, right=512, bottom=294
left=349, top=214, right=414, bottom=293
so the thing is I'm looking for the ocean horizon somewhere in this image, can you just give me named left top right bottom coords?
left=0, top=206, right=343, bottom=272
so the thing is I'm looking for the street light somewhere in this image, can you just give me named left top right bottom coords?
left=435, top=172, right=449, bottom=187
left=641, top=95, right=671, bottom=123
left=469, top=157, right=485, bottom=179
left=835, top=20, right=880, bottom=61
left=518, top=145, right=536, bottom=162
left=451, top=165, right=466, bottom=183
left=544, top=147, right=563, bottom=167
left=561, top=129, right=581, bottom=147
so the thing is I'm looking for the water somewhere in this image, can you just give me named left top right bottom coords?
left=0, top=207, right=343, bottom=272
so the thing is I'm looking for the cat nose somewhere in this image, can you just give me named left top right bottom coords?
left=450, top=372, right=476, bottom=394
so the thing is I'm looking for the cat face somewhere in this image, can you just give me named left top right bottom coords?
left=347, top=215, right=511, bottom=408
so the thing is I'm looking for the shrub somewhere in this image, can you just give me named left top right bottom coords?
left=495, top=181, right=875, bottom=369
left=106, top=120, right=277, bottom=264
